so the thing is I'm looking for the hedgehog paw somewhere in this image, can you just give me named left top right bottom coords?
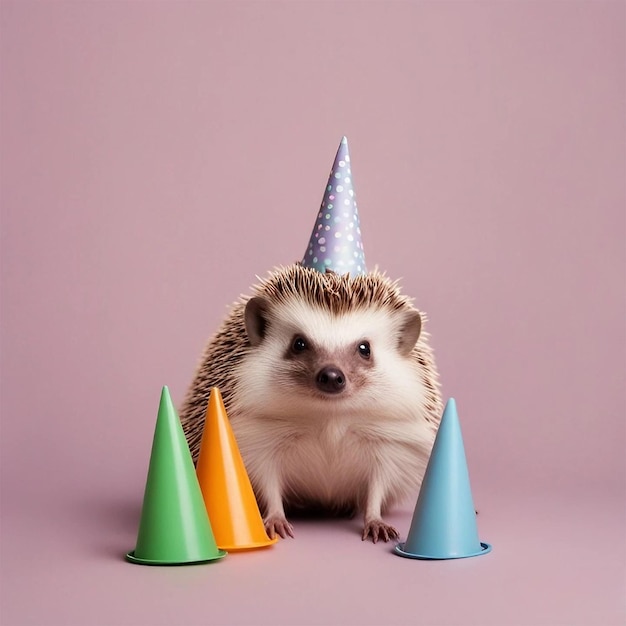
left=362, top=520, right=398, bottom=543
left=264, top=515, right=294, bottom=539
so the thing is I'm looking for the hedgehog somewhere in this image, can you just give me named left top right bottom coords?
left=180, top=263, right=442, bottom=543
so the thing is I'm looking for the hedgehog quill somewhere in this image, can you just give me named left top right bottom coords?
left=180, top=137, right=442, bottom=542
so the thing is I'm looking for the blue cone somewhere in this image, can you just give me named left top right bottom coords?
left=395, top=398, right=491, bottom=560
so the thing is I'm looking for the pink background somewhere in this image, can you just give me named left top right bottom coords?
left=1, top=2, right=624, bottom=625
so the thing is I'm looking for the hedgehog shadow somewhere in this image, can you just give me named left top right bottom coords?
left=285, top=504, right=365, bottom=538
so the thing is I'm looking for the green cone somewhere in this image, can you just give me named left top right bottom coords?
left=126, top=386, right=226, bottom=565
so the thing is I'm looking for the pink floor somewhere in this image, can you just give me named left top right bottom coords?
left=1, top=480, right=623, bottom=625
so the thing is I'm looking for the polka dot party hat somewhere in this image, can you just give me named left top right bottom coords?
left=302, top=136, right=367, bottom=275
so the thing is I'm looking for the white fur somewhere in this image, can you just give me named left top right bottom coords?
left=229, top=299, right=437, bottom=537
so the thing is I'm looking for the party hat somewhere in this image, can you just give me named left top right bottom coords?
left=126, top=387, right=226, bottom=565
left=196, top=388, right=277, bottom=551
left=302, top=136, right=367, bottom=275
left=395, top=398, right=491, bottom=560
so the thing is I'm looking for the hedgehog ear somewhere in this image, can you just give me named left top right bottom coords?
left=245, top=297, right=270, bottom=346
left=397, top=310, right=422, bottom=356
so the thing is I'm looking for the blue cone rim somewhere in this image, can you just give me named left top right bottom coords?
left=394, top=542, right=492, bottom=560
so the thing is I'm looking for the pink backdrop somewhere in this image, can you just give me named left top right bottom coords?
left=1, top=2, right=624, bottom=625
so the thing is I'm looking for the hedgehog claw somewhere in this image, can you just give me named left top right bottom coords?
left=362, top=520, right=399, bottom=543
left=264, top=515, right=294, bottom=539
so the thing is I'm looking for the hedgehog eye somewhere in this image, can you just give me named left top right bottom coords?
left=292, top=336, right=308, bottom=353
left=358, top=341, right=371, bottom=359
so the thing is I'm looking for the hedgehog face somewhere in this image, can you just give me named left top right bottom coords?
left=246, top=299, right=379, bottom=400
left=242, top=273, right=422, bottom=417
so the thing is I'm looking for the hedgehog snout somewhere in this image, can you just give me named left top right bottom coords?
left=315, top=366, right=346, bottom=394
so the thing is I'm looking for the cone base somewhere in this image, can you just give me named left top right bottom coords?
left=218, top=536, right=278, bottom=552
left=394, top=542, right=492, bottom=560
left=125, top=550, right=227, bottom=566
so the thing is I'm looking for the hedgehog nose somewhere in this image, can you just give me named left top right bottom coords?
left=316, top=367, right=346, bottom=394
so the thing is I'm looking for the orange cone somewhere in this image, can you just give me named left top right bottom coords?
left=196, top=388, right=277, bottom=551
